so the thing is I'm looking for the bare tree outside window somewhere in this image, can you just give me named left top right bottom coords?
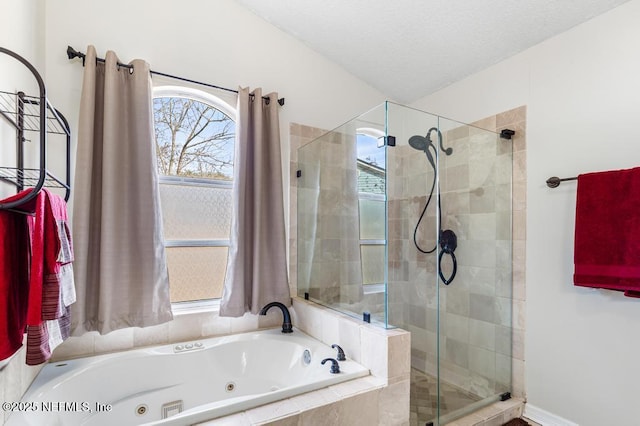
left=154, top=97, right=235, bottom=180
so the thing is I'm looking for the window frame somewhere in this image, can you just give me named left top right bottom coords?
left=153, top=85, right=236, bottom=308
left=356, top=128, right=387, bottom=295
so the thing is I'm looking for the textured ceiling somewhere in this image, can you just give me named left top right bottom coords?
left=234, top=0, right=630, bottom=103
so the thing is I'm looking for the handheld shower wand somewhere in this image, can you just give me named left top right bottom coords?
left=408, top=127, right=457, bottom=285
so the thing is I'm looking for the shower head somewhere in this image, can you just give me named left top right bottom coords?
left=408, top=128, right=453, bottom=170
left=408, top=135, right=430, bottom=152
left=408, top=135, right=436, bottom=170
left=410, top=129, right=453, bottom=154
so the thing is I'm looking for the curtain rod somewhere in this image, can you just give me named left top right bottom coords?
left=66, top=46, right=285, bottom=106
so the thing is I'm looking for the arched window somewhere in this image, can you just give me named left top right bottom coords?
left=153, top=86, right=236, bottom=305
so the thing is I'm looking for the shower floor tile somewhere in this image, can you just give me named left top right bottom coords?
left=410, top=368, right=482, bottom=425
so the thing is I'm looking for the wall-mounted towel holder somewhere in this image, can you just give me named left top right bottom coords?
left=0, top=47, right=71, bottom=211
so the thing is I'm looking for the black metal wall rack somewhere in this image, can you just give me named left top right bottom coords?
left=0, top=47, right=71, bottom=211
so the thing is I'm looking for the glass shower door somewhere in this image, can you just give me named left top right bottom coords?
left=297, top=103, right=389, bottom=325
left=385, top=102, right=442, bottom=423
left=385, top=102, right=513, bottom=425
left=435, top=115, right=513, bottom=424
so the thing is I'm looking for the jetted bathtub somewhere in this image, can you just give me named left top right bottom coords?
left=6, top=328, right=369, bottom=426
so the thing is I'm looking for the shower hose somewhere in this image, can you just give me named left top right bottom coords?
left=409, top=127, right=457, bottom=285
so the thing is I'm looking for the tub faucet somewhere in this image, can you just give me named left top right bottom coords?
left=259, top=302, right=293, bottom=333
left=321, top=358, right=341, bottom=374
left=331, top=344, right=346, bottom=361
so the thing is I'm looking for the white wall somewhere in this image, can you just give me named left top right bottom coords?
left=0, top=0, right=45, bottom=71
left=413, top=1, right=640, bottom=425
left=41, top=0, right=386, bottom=260
left=42, top=0, right=385, bottom=174
left=0, top=0, right=46, bottom=198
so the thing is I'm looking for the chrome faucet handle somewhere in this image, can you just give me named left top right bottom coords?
left=321, top=357, right=341, bottom=374
left=331, top=344, right=346, bottom=361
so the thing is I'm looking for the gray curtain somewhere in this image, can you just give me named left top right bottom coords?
left=71, top=45, right=173, bottom=334
left=219, top=87, right=290, bottom=317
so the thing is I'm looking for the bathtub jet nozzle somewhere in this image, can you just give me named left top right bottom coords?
left=259, top=301, right=293, bottom=333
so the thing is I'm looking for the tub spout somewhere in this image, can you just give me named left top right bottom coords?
left=259, top=302, right=293, bottom=333
left=321, top=358, right=340, bottom=374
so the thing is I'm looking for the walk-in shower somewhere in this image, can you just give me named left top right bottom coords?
left=296, top=101, right=514, bottom=425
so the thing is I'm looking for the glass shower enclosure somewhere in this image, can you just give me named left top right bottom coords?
left=297, top=102, right=513, bottom=425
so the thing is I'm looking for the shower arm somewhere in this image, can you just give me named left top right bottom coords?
left=431, top=127, right=452, bottom=155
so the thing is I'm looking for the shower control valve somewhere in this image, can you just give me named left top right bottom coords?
left=331, top=344, right=346, bottom=361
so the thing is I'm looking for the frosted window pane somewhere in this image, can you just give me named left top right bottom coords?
left=159, top=183, right=232, bottom=240
left=361, top=245, right=384, bottom=285
left=359, top=198, right=385, bottom=240
left=167, top=247, right=228, bottom=303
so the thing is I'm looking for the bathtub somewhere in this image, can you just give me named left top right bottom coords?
left=7, top=328, right=369, bottom=426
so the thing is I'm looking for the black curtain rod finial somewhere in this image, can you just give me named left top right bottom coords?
left=67, top=46, right=86, bottom=66
left=66, top=45, right=83, bottom=61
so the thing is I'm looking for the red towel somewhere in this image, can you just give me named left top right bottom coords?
left=24, top=189, right=74, bottom=365
left=574, top=167, right=640, bottom=297
left=0, top=189, right=75, bottom=364
left=0, top=192, right=31, bottom=361
left=36, top=189, right=74, bottom=321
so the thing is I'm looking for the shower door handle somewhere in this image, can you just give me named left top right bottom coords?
left=438, top=229, right=458, bottom=285
left=438, top=250, right=457, bottom=285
